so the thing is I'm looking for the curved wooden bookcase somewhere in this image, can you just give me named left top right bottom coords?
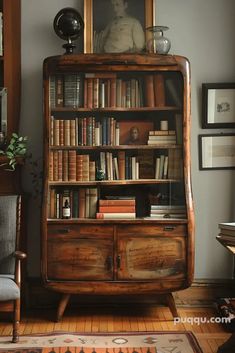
left=42, top=54, right=194, bottom=321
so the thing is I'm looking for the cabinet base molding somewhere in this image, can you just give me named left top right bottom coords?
left=24, top=278, right=235, bottom=310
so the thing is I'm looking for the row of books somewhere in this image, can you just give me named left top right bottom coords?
left=96, top=198, right=136, bottom=219
left=48, top=190, right=136, bottom=220
left=50, top=74, right=83, bottom=108
left=50, top=73, right=181, bottom=109
left=48, top=188, right=98, bottom=219
left=49, top=149, right=182, bottom=182
left=50, top=116, right=120, bottom=147
left=84, top=74, right=142, bottom=109
left=148, top=130, right=177, bottom=145
left=49, top=151, right=94, bottom=182
left=148, top=205, right=187, bottom=219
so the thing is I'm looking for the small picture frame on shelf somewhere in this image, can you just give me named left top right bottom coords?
left=199, top=133, right=235, bottom=170
left=202, top=83, right=235, bottom=128
left=83, top=0, right=155, bottom=53
left=119, top=120, right=153, bottom=145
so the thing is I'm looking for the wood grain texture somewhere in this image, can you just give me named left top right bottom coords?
left=42, top=54, right=194, bottom=321
left=0, top=307, right=231, bottom=353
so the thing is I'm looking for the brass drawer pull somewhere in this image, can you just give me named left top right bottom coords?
left=163, top=226, right=175, bottom=231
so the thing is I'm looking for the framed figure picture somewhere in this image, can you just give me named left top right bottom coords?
left=84, top=0, right=155, bottom=53
left=202, top=83, right=235, bottom=128
left=199, top=134, right=235, bottom=170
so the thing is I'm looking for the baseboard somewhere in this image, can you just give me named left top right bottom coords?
left=24, top=277, right=235, bottom=309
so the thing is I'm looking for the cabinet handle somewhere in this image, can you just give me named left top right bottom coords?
left=163, top=226, right=175, bottom=231
left=106, top=256, right=112, bottom=271
left=116, top=255, right=121, bottom=269
left=57, top=228, right=70, bottom=234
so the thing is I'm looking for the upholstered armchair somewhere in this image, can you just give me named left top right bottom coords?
left=0, top=195, right=26, bottom=343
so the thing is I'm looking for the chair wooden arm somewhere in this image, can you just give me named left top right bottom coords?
left=14, top=251, right=27, bottom=260
left=13, top=251, right=27, bottom=286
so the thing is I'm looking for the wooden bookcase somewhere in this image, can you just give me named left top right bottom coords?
left=0, top=0, right=21, bottom=194
left=42, top=54, right=194, bottom=321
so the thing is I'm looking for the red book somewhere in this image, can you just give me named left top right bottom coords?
left=99, top=206, right=135, bottom=213
left=99, top=199, right=135, bottom=206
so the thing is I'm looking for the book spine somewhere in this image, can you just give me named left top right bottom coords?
left=118, top=151, right=125, bottom=180
left=62, top=150, right=69, bottom=181
left=57, top=150, right=63, bottom=181
left=96, top=212, right=136, bottom=219
left=99, top=206, right=135, bottom=213
left=56, top=75, right=64, bottom=107
left=68, top=150, right=77, bottom=181
left=144, top=75, right=155, bottom=107
left=99, top=199, right=135, bottom=206
left=154, top=73, right=165, bottom=107
left=78, top=188, right=86, bottom=218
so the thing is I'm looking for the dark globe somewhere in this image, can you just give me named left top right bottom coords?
left=53, top=7, right=84, bottom=53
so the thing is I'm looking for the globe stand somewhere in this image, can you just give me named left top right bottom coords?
left=62, top=39, right=76, bottom=55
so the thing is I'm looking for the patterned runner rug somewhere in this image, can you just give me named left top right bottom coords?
left=0, top=331, right=203, bottom=353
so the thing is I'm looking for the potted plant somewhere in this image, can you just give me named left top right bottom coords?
left=0, top=133, right=28, bottom=171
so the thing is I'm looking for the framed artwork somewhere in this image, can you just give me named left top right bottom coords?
left=119, top=120, right=153, bottom=145
left=84, top=0, right=155, bottom=53
left=198, top=134, right=235, bottom=170
left=202, top=83, right=235, bottom=128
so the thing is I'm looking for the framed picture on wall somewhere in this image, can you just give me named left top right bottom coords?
left=199, top=133, right=235, bottom=170
left=202, top=83, right=235, bottom=128
left=84, top=0, right=155, bottom=53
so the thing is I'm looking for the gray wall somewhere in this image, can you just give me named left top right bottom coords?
left=21, top=0, right=235, bottom=278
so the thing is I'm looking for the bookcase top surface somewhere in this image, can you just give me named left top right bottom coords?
left=43, top=53, right=190, bottom=72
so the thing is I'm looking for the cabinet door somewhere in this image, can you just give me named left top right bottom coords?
left=117, top=229, right=186, bottom=280
left=47, top=238, right=113, bottom=280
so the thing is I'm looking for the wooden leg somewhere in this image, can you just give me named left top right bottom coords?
left=165, top=293, right=179, bottom=318
left=56, top=293, right=71, bottom=322
left=12, top=299, right=20, bottom=343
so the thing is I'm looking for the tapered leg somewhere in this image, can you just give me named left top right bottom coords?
left=56, top=293, right=71, bottom=322
left=12, top=299, right=20, bottom=343
left=165, top=293, right=179, bottom=318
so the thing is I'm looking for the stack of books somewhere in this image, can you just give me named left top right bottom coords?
left=148, top=205, right=187, bottom=219
left=96, top=197, right=136, bottom=219
left=218, top=222, right=235, bottom=244
left=147, top=130, right=176, bottom=145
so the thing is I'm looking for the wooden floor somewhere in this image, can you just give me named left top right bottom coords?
left=0, top=305, right=232, bottom=353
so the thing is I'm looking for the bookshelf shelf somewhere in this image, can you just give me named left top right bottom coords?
left=48, top=179, right=182, bottom=186
left=42, top=54, right=194, bottom=321
left=49, top=145, right=182, bottom=150
left=47, top=218, right=188, bottom=225
left=51, top=106, right=181, bottom=113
